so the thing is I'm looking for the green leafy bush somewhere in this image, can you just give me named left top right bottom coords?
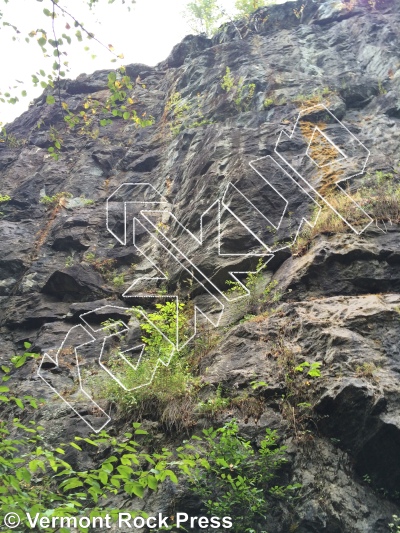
left=0, top=347, right=188, bottom=533
left=94, top=302, right=201, bottom=423
left=178, top=420, right=300, bottom=533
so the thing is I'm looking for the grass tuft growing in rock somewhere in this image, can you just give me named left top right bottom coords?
left=292, top=171, right=400, bottom=256
left=87, top=301, right=204, bottom=431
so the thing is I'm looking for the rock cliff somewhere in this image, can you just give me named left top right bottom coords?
left=2, top=0, right=400, bottom=531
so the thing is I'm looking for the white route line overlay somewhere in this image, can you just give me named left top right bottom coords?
left=38, top=102, right=374, bottom=431
left=37, top=324, right=111, bottom=433
left=274, top=104, right=373, bottom=235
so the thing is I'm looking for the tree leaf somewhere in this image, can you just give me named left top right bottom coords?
left=111, top=477, right=121, bottom=488
left=125, top=481, right=144, bottom=498
left=134, top=429, right=148, bottom=435
left=147, top=475, right=158, bottom=490
left=61, top=478, right=84, bottom=491
left=108, top=71, right=117, bottom=83
left=99, top=471, right=108, bottom=485
left=11, top=354, right=27, bottom=368
left=164, top=470, right=178, bottom=483
left=14, top=397, right=24, bottom=409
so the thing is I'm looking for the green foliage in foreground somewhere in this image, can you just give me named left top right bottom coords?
left=179, top=420, right=301, bottom=533
left=389, top=515, right=400, bottom=532
left=0, top=347, right=181, bottom=533
left=1, top=342, right=298, bottom=532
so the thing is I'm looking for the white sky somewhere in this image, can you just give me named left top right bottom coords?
left=0, top=0, right=240, bottom=125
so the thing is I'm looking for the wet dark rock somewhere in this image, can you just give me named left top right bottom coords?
left=65, top=73, right=107, bottom=95
left=68, top=299, right=129, bottom=321
left=275, top=230, right=400, bottom=300
left=92, top=145, right=126, bottom=174
left=166, top=35, right=213, bottom=68
left=1, top=294, right=70, bottom=328
left=41, top=265, right=112, bottom=301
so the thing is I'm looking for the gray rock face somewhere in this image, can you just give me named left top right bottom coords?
left=201, top=292, right=400, bottom=530
left=1, top=0, right=400, bottom=530
left=42, top=265, right=112, bottom=301
left=275, top=229, right=400, bottom=299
